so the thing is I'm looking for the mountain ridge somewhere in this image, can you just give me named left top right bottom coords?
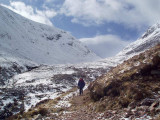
left=0, top=5, right=100, bottom=86
left=0, top=5, right=100, bottom=65
left=106, top=23, right=160, bottom=64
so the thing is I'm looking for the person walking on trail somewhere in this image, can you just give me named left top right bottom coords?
left=78, top=78, right=85, bottom=95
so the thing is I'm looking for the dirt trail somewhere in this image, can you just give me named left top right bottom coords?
left=56, top=89, right=106, bottom=120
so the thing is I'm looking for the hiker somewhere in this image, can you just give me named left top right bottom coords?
left=78, top=78, right=85, bottom=95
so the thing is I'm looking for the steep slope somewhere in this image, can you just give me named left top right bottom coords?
left=0, top=5, right=100, bottom=65
left=102, top=23, right=160, bottom=64
left=0, top=43, right=38, bottom=86
left=88, top=44, right=160, bottom=119
left=118, top=23, right=160, bottom=56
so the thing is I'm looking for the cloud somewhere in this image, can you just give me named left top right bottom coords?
left=1, top=1, right=57, bottom=26
left=46, top=0, right=52, bottom=3
left=61, top=0, right=160, bottom=28
left=80, top=34, right=131, bottom=58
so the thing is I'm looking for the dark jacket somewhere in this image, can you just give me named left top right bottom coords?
left=78, top=78, right=85, bottom=89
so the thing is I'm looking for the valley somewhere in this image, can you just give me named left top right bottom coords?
left=0, top=4, right=160, bottom=120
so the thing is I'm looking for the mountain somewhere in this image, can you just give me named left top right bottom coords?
left=0, top=5, right=100, bottom=86
left=105, top=23, right=160, bottom=64
left=118, top=23, right=160, bottom=56
left=0, top=5, right=100, bottom=65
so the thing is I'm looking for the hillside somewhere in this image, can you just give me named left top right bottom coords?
left=0, top=45, right=37, bottom=85
left=88, top=44, right=160, bottom=119
left=0, top=5, right=100, bottom=65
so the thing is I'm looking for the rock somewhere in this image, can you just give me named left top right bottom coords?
left=20, top=118, right=28, bottom=120
left=14, top=98, right=18, bottom=106
left=155, top=103, right=160, bottom=113
left=34, top=114, right=43, bottom=120
left=151, top=70, right=160, bottom=75
left=141, top=98, right=155, bottom=106
left=149, top=101, right=159, bottom=113
left=124, top=110, right=133, bottom=118
left=0, top=101, right=4, bottom=106
left=128, top=115, right=135, bottom=120
left=104, top=112, right=112, bottom=118
left=0, top=108, right=13, bottom=119
left=6, top=102, right=13, bottom=109
left=134, top=110, right=145, bottom=117
left=128, top=101, right=137, bottom=109
left=111, top=110, right=117, bottom=114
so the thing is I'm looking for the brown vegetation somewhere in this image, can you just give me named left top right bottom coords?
left=89, top=44, right=160, bottom=113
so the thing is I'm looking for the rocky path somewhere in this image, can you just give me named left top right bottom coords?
left=56, top=90, right=107, bottom=120
left=53, top=88, right=155, bottom=120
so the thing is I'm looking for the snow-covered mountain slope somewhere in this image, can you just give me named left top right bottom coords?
left=0, top=5, right=100, bottom=65
left=0, top=45, right=36, bottom=68
left=0, top=44, right=38, bottom=85
left=114, top=23, right=160, bottom=63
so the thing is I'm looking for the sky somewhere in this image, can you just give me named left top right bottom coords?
left=0, top=0, right=160, bottom=58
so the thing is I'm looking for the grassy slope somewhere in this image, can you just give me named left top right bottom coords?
left=88, top=44, right=160, bottom=114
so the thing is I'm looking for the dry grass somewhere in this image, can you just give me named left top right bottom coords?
left=89, top=44, right=160, bottom=111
